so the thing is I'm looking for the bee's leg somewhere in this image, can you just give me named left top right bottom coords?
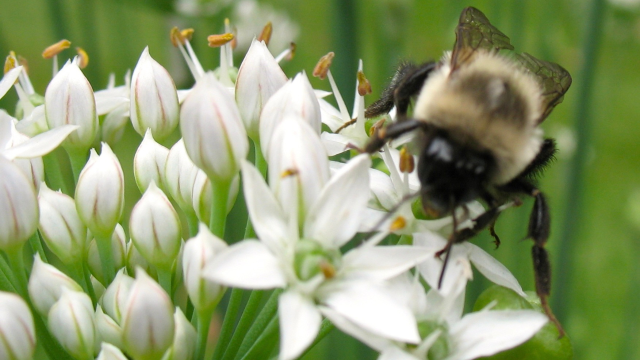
left=365, top=119, right=433, bottom=154
left=365, top=61, right=437, bottom=119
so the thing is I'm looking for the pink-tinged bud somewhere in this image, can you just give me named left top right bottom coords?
left=28, top=254, right=83, bottom=316
left=129, top=182, right=181, bottom=271
left=48, top=289, right=96, bottom=360
left=164, top=139, right=199, bottom=215
left=0, top=291, right=35, bottom=360
left=122, top=268, right=175, bottom=360
left=235, top=39, right=288, bottom=140
left=180, top=72, right=248, bottom=182
left=96, top=343, right=128, bottom=360
left=100, top=270, right=134, bottom=323
left=87, top=224, right=127, bottom=286
left=126, top=239, right=156, bottom=278
left=259, top=72, right=321, bottom=157
left=162, top=308, right=197, bottom=360
left=38, top=183, right=87, bottom=264
left=75, top=143, right=125, bottom=237
left=44, top=61, right=97, bottom=150
left=95, top=305, right=123, bottom=349
left=0, top=156, right=38, bottom=251
left=130, top=47, right=180, bottom=141
left=182, top=223, right=228, bottom=313
left=134, top=129, right=170, bottom=193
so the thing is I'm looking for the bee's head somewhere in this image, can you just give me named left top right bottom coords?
left=417, top=130, right=494, bottom=217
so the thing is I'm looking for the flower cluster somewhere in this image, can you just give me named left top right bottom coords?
left=0, top=19, right=568, bottom=360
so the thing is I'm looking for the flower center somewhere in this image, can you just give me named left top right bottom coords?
left=416, top=320, right=451, bottom=360
left=293, top=239, right=342, bottom=281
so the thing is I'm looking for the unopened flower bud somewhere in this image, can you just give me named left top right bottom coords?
left=164, top=139, right=199, bottom=214
left=134, top=129, right=170, bottom=193
left=182, top=224, right=228, bottom=312
left=87, top=224, right=127, bottom=285
left=122, top=268, right=175, bottom=360
left=28, top=254, right=83, bottom=316
left=38, top=183, right=87, bottom=264
left=126, top=239, right=156, bottom=278
left=0, top=291, right=35, bottom=360
left=0, top=156, right=38, bottom=251
left=259, top=72, right=321, bottom=157
left=181, top=72, right=248, bottom=182
left=45, top=61, right=97, bottom=150
left=100, top=269, right=134, bottom=323
left=235, top=39, right=287, bottom=139
left=130, top=47, right=179, bottom=141
left=129, top=182, right=181, bottom=271
left=48, top=289, right=96, bottom=360
left=75, top=143, right=124, bottom=237
left=95, top=305, right=123, bottom=349
left=97, top=343, right=128, bottom=360
left=161, top=308, right=197, bottom=360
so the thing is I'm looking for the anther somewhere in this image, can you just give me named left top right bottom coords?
left=208, top=33, right=234, bottom=48
left=257, top=22, right=273, bottom=46
left=313, top=52, right=335, bottom=80
left=357, top=70, right=372, bottom=96
left=42, top=40, right=71, bottom=59
left=76, top=47, right=89, bottom=69
left=286, top=42, right=296, bottom=61
left=399, top=146, right=415, bottom=173
left=280, top=168, right=299, bottom=178
left=4, top=53, right=16, bottom=74
left=170, top=27, right=185, bottom=47
left=390, top=216, right=407, bottom=231
left=319, top=261, right=336, bottom=279
left=181, top=28, right=194, bottom=41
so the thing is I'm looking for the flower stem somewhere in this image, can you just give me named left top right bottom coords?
left=43, top=151, right=70, bottom=195
left=69, top=260, right=96, bottom=305
left=66, top=147, right=88, bottom=184
left=0, top=256, right=17, bottom=293
left=235, top=289, right=281, bottom=359
left=5, top=245, right=28, bottom=298
left=95, top=231, right=116, bottom=285
left=209, top=178, right=231, bottom=238
left=221, top=290, right=264, bottom=360
left=195, top=308, right=215, bottom=360
left=29, top=232, right=48, bottom=262
left=211, top=288, right=244, bottom=360
left=238, top=316, right=279, bottom=360
left=253, top=140, right=267, bottom=179
left=297, top=319, right=335, bottom=359
left=186, top=211, right=200, bottom=238
left=82, top=262, right=97, bottom=304
left=157, top=267, right=173, bottom=297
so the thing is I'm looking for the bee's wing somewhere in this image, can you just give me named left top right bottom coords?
left=450, top=7, right=514, bottom=72
left=515, top=52, right=573, bottom=123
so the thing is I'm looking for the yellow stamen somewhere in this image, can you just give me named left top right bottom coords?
left=287, top=42, right=296, bottom=61
left=207, top=33, right=235, bottom=48
left=399, top=145, right=415, bottom=173
left=313, top=52, right=335, bottom=80
left=76, top=47, right=89, bottom=69
left=257, top=21, right=273, bottom=46
left=280, top=168, right=299, bottom=178
left=357, top=70, right=372, bottom=96
left=4, top=53, right=16, bottom=74
left=319, top=261, right=336, bottom=279
left=170, top=27, right=186, bottom=47
left=42, top=40, right=71, bottom=59
left=390, top=216, right=407, bottom=231
left=181, top=28, right=194, bottom=41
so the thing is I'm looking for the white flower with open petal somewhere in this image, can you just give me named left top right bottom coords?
left=204, top=155, right=428, bottom=360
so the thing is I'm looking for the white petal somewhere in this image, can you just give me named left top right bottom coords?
left=278, top=291, right=321, bottom=360
left=3, top=125, right=79, bottom=160
left=319, top=306, right=391, bottom=352
left=322, top=281, right=420, bottom=344
left=414, top=232, right=471, bottom=297
left=203, top=240, right=286, bottom=289
left=320, top=132, right=351, bottom=156
left=378, top=346, right=420, bottom=360
left=465, top=243, right=526, bottom=297
left=241, top=160, right=289, bottom=250
left=304, top=155, right=371, bottom=248
left=342, top=246, right=430, bottom=281
left=447, top=310, right=547, bottom=360
left=0, top=67, right=22, bottom=100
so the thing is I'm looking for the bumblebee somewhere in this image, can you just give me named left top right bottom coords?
left=364, top=7, right=572, bottom=335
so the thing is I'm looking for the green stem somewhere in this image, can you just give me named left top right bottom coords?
left=221, top=291, right=264, bottom=360
left=157, top=267, right=173, bottom=297
left=211, top=288, right=243, bottom=360
left=239, top=316, right=279, bottom=360
left=29, top=232, right=47, bottom=262
left=95, top=231, right=116, bottom=286
left=195, top=308, right=215, bottom=360
left=297, top=319, right=335, bottom=359
left=0, top=256, right=17, bottom=293
left=68, top=261, right=96, bottom=305
left=81, top=262, right=97, bottom=305
left=253, top=140, right=268, bottom=179
left=66, top=147, right=88, bottom=185
left=209, top=179, right=231, bottom=238
left=235, top=289, right=281, bottom=359
left=6, top=245, right=28, bottom=298
left=43, top=152, right=70, bottom=195
left=186, top=211, right=200, bottom=238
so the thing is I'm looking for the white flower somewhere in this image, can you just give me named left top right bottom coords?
left=95, top=305, right=123, bottom=349
left=48, top=289, right=96, bottom=360
left=96, top=343, right=128, bottom=360
left=44, top=61, right=98, bottom=150
left=0, top=291, right=35, bottom=360
left=204, top=155, right=428, bottom=360
left=134, top=129, right=170, bottom=193
left=28, top=254, right=83, bottom=316
left=100, top=269, right=134, bottom=323
left=130, top=47, right=180, bottom=141
left=235, top=39, right=288, bottom=140
left=0, top=156, right=38, bottom=251
left=161, top=308, right=197, bottom=360
left=180, top=72, right=248, bottom=182
left=121, top=268, right=175, bottom=360
left=129, top=181, right=182, bottom=270
left=164, top=138, right=199, bottom=215
left=75, top=142, right=125, bottom=237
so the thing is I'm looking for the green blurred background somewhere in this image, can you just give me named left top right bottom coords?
left=1, top=0, right=639, bottom=358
